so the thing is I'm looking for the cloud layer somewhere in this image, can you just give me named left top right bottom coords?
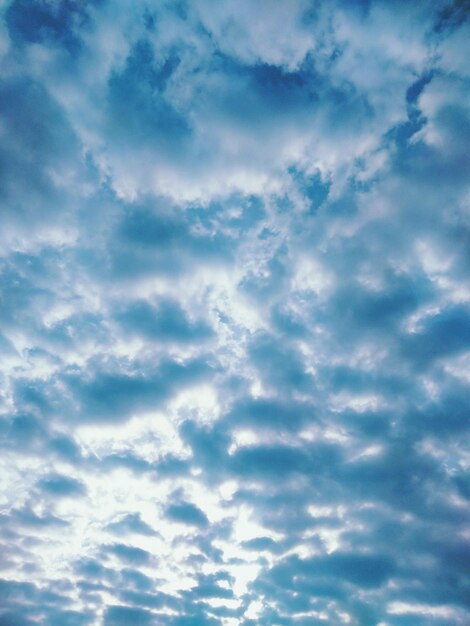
left=1, top=1, right=470, bottom=625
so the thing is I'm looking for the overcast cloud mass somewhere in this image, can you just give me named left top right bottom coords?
left=1, top=1, right=470, bottom=625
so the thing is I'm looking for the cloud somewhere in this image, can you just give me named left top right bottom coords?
left=103, top=605, right=156, bottom=626
left=106, top=543, right=153, bottom=567
left=115, top=298, right=213, bottom=344
left=1, top=1, right=469, bottom=625
left=36, top=473, right=86, bottom=497
left=166, top=501, right=209, bottom=529
left=63, top=355, right=213, bottom=423
left=106, top=513, right=157, bottom=537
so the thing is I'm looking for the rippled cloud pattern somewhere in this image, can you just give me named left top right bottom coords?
left=1, top=1, right=470, bottom=625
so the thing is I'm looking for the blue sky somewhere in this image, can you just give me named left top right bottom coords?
left=1, top=1, right=470, bottom=625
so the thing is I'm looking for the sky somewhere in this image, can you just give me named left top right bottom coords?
left=0, top=0, right=470, bottom=625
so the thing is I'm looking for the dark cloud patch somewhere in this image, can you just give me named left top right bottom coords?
left=0, top=77, right=81, bottom=235
left=154, top=455, right=191, bottom=478
left=412, top=378, right=470, bottom=436
left=247, top=331, right=315, bottom=395
left=0, top=611, right=37, bottom=626
left=103, top=605, right=157, bottom=626
left=110, top=204, right=234, bottom=279
left=66, top=370, right=163, bottom=421
left=119, top=568, right=154, bottom=593
left=106, top=513, right=156, bottom=537
left=308, top=552, right=396, bottom=588
left=0, top=260, right=50, bottom=329
left=118, top=207, right=186, bottom=250
left=37, top=473, right=86, bottom=497
left=5, top=0, right=94, bottom=54
left=190, top=572, right=234, bottom=599
left=167, top=608, right=220, bottom=626
left=48, top=434, right=83, bottom=463
left=188, top=193, right=266, bottom=236
left=247, top=62, right=315, bottom=114
left=107, top=39, right=189, bottom=152
left=401, top=305, right=470, bottom=367
left=0, top=579, right=37, bottom=605
left=340, top=439, right=442, bottom=513
left=179, top=420, right=230, bottom=477
left=115, top=299, right=213, bottom=344
left=390, top=72, right=434, bottom=148
left=232, top=484, right=331, bottom=536
left=230, top=444, right=310, bottom=479
left=454, top=472, right=470, bottom=500
left=0, top=578, right=83, bottom=626
left=166, top=502, right=209, bottom=529
left=106, top=543, right=153, bottom=566
left=44, top=609, right=93, bottom=626
left=210, top=48, right=370, bottom=138
left=270, top=302, right=308, bottom=338
left=391, top=101, right=470, bottom=191
left=118, top=588, right=177, bottom=611
left=323, top=270, right=434, bottom=341
left=225, top=397, right=315, bottom=432
left=240, top=246, right=292, bottom=302
left=241, top=536, right=281, bottom=553
left=10, top=507, right=69, bottom=529
left=63, top=355, right=213, bottom=423
left=290, top=167, right=331, bottom=213
left=0, top=413, right=46, bottom=452
left=405, top=72, right=434, bottom=107
left=253, top=550, right=396, bottom=623
left=74, top=557, right=117, bottom=584
left=434, top=0, right=470, bottom=33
